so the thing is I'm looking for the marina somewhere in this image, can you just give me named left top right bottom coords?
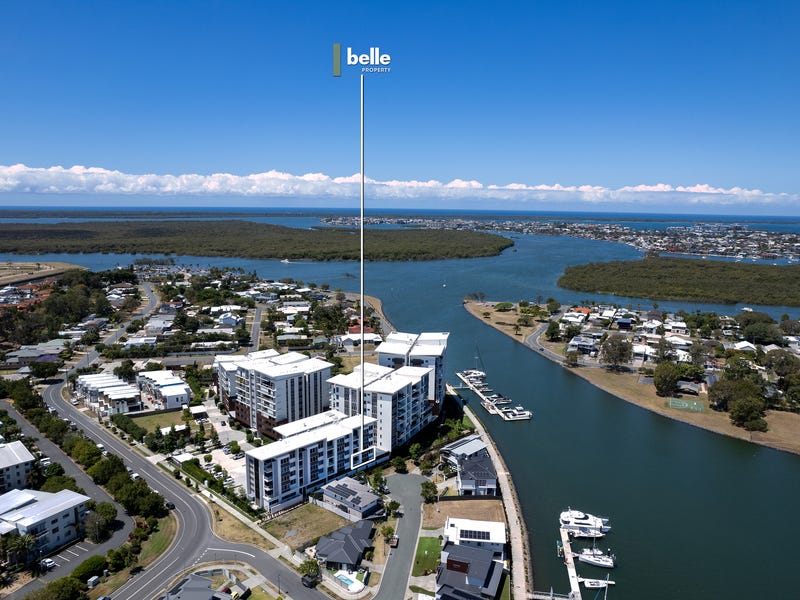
left=456, top=369, right=533, bottom=421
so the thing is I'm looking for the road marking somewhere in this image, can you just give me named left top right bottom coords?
left=206, top=547, right=255, bottom=557
left=67, top=549, right=79, bottom=556
left=75, top=545, right=88, bottom=551
left=57, top=554, right=70, bottom=561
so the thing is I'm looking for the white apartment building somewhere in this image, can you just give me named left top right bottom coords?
left=0, top=488, right=91, bottom=554
left=245, top=410, right=378, bottom=513
left=137, top=370, right=193, bottom=410
left=74, top=373, right=141, bottom=416
left=0, top=442, right=35, bottom=494
left=375, top=331, right=449, bottom=408
left=214, top=350, right=333, bottom=440
left=329, top=364, right=435, bottom=453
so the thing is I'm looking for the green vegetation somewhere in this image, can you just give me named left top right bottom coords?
left=0, top=267, right=137, bottom=345
left=412, top=537, right=442, bottom=576
left=558, top=256, right=800, bottom=306
left=0, top=221, right=514, bottom=261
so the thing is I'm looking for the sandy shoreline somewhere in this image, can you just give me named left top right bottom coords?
left=463, top=300, right=800, bottom=456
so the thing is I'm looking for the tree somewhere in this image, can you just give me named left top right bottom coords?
left=562, top=324, right=581, bottom=342
left=385, top=500, right=400, bottom=516
left=371, top=468, right=385, bottom=492
left=764, top=349, right=800, bottom=378
left=709, top=378, right=761, bottom=412
left=25, top=576, right=89, bottom=600
left=546, top=298, right=561, bottom=314
left=729, top=395, right=768, bottom=431
left=545, top=320, right=560, bottom=342
left=420, top=480, right=438, bottom=503
left=409, top=443, right=422, bottom=463
left=30, top=361, right=61, bottom=380
left=228, top=440, right=241, bottom=454
left=564, top=351, right=579, bottom=367
left=655, top=337, right=676, bottom=364
left=113, top=359, right=136, bottom=381
left=600, top=335, right=633, bottom=370
left=390, top=457, right=407, bottom=473
left=688, top=341, right=708, bottom=368
left=380, top=525, right=395, bottom=541
left=299, top=559, right=321, bottom=577
left=653, top=362, right=681, bottom=397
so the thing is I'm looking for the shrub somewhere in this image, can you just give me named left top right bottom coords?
left=72, top=555, right=108, bottom=582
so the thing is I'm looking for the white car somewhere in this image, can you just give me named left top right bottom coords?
left=41, top=558, right=56, bottom=570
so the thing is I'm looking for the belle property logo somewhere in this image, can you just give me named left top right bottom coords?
left=333, top=43, right=391, bottom=76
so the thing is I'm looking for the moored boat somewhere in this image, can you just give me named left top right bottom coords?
left=577, top=547, right=616, bottom=568
left=579, top=577, right=616, bottom=589
left=560, top=508, right=610, bottom=532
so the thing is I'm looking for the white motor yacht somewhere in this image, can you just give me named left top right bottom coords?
left=560, top=508, right=610, bottom=532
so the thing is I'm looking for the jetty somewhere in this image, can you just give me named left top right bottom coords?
left=456, top=370, right=532, bottom=421
left=559, top=527, right=583, bottom=600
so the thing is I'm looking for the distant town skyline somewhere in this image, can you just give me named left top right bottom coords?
left=1, top=1, right=798, bottom=214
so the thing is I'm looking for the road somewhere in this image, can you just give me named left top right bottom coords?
left=374, top=473, right=426, bottom=600
left=9, top=282, right=325, bottom=599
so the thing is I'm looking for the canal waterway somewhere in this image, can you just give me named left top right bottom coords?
left=5, top=230, right=800, bottom=599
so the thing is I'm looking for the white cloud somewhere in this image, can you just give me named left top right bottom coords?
left=0, top=163, right=795, bottom=210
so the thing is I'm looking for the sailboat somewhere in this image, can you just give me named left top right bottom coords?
left=577, top=545, right=616, bottom=568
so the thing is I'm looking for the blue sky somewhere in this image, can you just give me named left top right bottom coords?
left=1, top=1, right=799, bottom=214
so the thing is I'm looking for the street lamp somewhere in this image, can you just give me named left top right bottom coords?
left=277, top=573, right=281, bottom=596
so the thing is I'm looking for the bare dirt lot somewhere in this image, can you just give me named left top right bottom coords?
left=0, top=261, right=84, bottom=285
left=422, top=498, right=506, bottom=530
left=263, top=503, right=348, bottom=550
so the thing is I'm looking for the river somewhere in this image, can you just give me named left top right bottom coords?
left=5, top=230, right=798, bottom=598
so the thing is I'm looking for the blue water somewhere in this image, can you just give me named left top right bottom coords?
left=2, top=212, right=800, bottom=598
left=3, top=206, right=800, bottom=233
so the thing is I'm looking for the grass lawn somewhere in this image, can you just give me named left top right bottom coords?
left=411, top=536, right=441, bottom=576
left=211, top=505, right=275, bottom=551
left=263, top=504, right=348, bottom=550
left=409, top=584, right=435, bottom=596
left=89, top=513, right=177, bottom=598
left=499, top=572, right=511, bottom=600
left=132, top=410, right=191, bottom=433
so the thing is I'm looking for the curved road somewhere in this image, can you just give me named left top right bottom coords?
left=14, top=283, right=322, bottom=599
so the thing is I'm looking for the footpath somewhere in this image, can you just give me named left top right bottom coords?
left=465, top=405, right=533, bottom=599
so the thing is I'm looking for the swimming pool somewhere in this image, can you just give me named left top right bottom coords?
left=337, top=574, right=355, bottom=586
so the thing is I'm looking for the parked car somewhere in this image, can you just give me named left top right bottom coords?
left=40, top=558, right=56, bottom=570
left=165, top=501, right=175, bottom=510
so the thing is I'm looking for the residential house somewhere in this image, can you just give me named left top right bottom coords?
left=456, top=455, right=497, bottom=497
left=315, top=519, right=374, bottom=572
left=320, top=476, right=381, bottom=519
left=444, top=517, right=507, bottom=558
left=440, top=434, right=487, bottom=467
left=436, top=542, right=504, bottom=600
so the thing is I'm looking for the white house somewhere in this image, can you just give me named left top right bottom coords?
left=443, top=517, right=507, bottom=559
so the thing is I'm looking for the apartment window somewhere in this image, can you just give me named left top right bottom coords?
left=51, top=519, right=58, bottom=525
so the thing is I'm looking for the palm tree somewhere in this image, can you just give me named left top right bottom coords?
left=17, top=534, right=36, bottom=565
